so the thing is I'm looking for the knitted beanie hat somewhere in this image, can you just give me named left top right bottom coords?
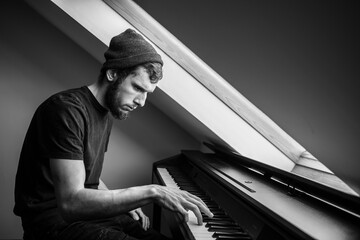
left=101, top=29, right=163, bottom=72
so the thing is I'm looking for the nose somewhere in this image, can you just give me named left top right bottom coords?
left=134, top=92, right=147, bottom=107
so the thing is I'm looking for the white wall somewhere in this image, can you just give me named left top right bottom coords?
left=0, top=1, right=199, bottom=238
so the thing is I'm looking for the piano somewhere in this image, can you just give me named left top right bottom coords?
left=152, top=143, right=360, bottom=240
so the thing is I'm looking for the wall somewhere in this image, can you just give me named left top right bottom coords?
left=0, top=1, right=199, bottom=238
left=134, top=0, right=360, bottom=192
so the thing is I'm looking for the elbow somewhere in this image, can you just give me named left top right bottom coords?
left=58, top=200, right=79, bottom=223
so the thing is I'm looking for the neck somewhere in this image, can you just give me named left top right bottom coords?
left=88, top=82, right=107, bottom=109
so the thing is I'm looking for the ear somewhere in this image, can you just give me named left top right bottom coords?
left=106, top=69, right=117, bottom=82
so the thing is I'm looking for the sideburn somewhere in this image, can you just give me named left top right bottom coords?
left=104, top=79, right=128, bottom=120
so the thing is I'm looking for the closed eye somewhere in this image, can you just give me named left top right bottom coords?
left=133, top=84, right=145, bottom=93
left=133, top=83, right=154, bottom=94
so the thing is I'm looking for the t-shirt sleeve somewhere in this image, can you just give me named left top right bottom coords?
left=37, top=96, right=86, bottom=160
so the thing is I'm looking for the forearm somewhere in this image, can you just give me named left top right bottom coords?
left=60, top=184, right=158, bottom=222
left=50, top=158, right=212, bottom=225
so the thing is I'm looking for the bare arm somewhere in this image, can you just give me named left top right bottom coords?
left=98, top=178, right=150, bottom=230
left=50, top=159, right=213, bottom=224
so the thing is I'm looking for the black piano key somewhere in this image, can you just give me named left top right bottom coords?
left=203, top=208, right=226, bottom=214
left=208, top=209, right=227, bottom=214
left=203, top=199, right=218, bottom=204
left=211, top=213, right=229, bottom=218
left=183, top=191, right=207, bottom=196
left=212, top=232, right=252, bottom=239
left=203, top=214, right=230, bottom=221
left=208, top=206, right=223, bottom=211
left=179, top=188, right=204, bottom=192
left=206, top=204, right=221, bottom=210
left=203, top=216, right=234, bottom=222
left=203, top=202, right=219, bottom=207
left=179, top=185, right=201, bottom=189
left=216, top=236, right=252, bottom=240
left=179, top=188, right=203, bottom=192
left=200, top=198, right=215, bottom=202
left=208, top=226, right=244, bottom=232
left=175, top=181, right=194, bottom=185
left=206, top=221, right=239, bottom=228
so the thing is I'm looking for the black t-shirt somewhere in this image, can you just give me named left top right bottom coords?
left=14, top=86, right=113, bottom=218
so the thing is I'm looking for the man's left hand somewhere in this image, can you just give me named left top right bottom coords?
left=128, top=208, right=150, bottom=231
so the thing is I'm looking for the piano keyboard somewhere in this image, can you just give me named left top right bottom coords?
left=157, top=167, right=252, bottom=240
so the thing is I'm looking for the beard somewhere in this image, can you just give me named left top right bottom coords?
left=104, top=80, right=129, bottom=120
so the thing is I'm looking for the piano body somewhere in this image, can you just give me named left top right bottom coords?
left=152, top=146, right=360, bottom=240
left=24, top=1, right=360, bottom=239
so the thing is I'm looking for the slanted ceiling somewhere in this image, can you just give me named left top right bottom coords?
left=24, top=0, right=360, bottom=194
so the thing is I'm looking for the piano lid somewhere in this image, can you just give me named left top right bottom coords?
left=202, top=141, right=360, bottom=218
left=25, top=0, right=360, bottom=198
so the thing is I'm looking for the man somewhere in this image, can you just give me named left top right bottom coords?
left=14, top=28, right=213, bottom=240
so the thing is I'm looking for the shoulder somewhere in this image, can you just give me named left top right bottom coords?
left=40, top=87, right=89, bottom=114
left=35, top=88, right=90, bottom=125
left=49, top=87, right=87, bottom=108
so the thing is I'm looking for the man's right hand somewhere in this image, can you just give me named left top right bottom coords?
left=152, top=185, right=213, bottom=225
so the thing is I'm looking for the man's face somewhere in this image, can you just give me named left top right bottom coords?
left=105, top=66, right=157, bottom=120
